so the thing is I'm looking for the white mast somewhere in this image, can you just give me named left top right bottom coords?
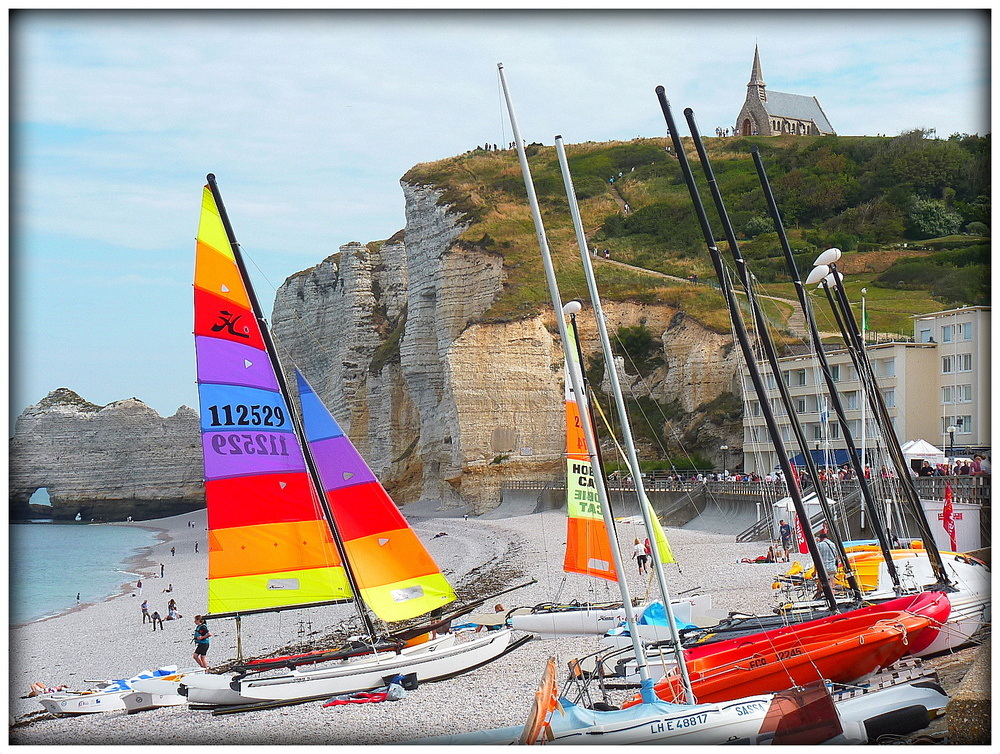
left=496, top=63, right=657, bottom=702
left=554, top=135, right=695, bottom=703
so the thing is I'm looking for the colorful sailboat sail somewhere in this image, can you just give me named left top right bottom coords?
left=194, top=184, right=351, bottom=616
left=562, top=318, right=618, bottom=582
left=295, top=371, right=456, bottom=622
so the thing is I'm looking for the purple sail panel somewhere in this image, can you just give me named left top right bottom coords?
left=309, top=434, right=378, bottom=492
left=196, top=335, right=280, bottom=392
left=201, top=430, right=306, bottom=481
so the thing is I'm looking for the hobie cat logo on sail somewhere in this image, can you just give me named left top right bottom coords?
left=210, top=309, right=252, bottom=338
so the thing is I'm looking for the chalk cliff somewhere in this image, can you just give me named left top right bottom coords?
left=271, top=182, right=741, bottom=512
left=9, top=388, right=203, bottom=521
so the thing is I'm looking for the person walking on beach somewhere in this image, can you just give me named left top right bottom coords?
left=812, top=531, right=841, bottom=599
left=192, top=616, right=212, bottom=668
left=632, top=538, right=648, bottom=576
left=141, top=599, right=150, bottom=624
left=136, top=579, right=143, bottom=596
left=778, top=519, right=793, bottom=562
left=171, top=546, right=176, bottom=557
left=160, top=563, right=165, bottom=578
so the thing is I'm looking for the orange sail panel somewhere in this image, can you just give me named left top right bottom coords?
left=563, top=323, right=617, bottom=582
left=296, top=370, right=456, bottom=622
left=194, top=184, right=351, bottom=615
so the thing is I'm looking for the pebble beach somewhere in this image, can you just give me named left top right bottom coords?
left=6, top=504, right=970, bottom=745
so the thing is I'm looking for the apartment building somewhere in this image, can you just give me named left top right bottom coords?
left=740, top=306, right=990, bottom=474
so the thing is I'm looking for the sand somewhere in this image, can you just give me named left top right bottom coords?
left=8, top=506, right=811, bottom=744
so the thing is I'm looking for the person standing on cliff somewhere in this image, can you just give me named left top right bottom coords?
left=192, top=616, right=212, bottom=668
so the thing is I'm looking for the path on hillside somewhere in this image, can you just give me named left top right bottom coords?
left=591, top=254, right=838, bottom=341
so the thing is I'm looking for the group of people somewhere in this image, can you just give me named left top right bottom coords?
left=140, top=598, right=182, bottom=630
left=918, top=455, right=990, bottom=477
left=631, top=537, right=653, bottom=575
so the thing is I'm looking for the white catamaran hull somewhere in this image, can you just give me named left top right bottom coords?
left=122, top=690, right=187, bottom=713
left=511, top=596, right=711, bottom=639
left=36, top=691, right=127, bottom=715
left=865, top=554, right=990, bottom=656
left=183, top=630, right=514, bottom=706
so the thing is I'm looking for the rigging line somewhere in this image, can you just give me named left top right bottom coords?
left=606, top=329, right=702, bottom=473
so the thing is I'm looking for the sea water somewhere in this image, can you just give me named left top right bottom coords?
left=9, top=523, right=158, bottom=625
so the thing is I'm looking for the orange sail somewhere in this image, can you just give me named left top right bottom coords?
left=563, top=319, right=617, bottom=581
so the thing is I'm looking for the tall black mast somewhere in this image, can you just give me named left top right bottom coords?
left=654, top=91, right=837, bottom=610
left=817, top=269, right=953, bottom=589
left=683, top=110, right=862, bottom=601
left=749, top=146, right=901, bottom=594
left=206, top=173, right=380, bottom=637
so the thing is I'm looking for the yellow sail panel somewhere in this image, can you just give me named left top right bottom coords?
left=207, top=566, right=352, bottom=615
left=644, top=498, right=675, bottom=564
left=198, top=186, right=236, bottom=261
left=358, top=573, right=456, bottom=624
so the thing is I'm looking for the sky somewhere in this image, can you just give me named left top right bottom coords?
left=8, top=8, right=991, bottom=428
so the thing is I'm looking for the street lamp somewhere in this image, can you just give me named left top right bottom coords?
left=720, top=445, right=729, bottom=475
left=947, top=425, right=958, bottom=469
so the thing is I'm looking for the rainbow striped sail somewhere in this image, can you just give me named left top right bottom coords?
left=563, top=319, right=618, bottom=582
left=194, top=182, right=351, bottom=616
left=296, top=371, right=456, bottom=622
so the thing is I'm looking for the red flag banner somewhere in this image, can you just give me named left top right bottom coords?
left=942, top=483, right=957, bottom=551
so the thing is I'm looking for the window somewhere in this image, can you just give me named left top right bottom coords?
left=943, top=416, right=973, bottom=435
left=942, top=356, right=953, bottom=374
left=843, top=391, right=859, bottom=410
left=877, top=358, right=896, bottom=378
left=830, top=364, right=841, bottom=382
left=957, top=353, right=973, bottom=372
left=792, top=369, right=807, bottom=386
left=942, top=384, right=973, bottom=404
left=882, top=388, right=896, bottom=408
left=811, top=424, right=823, bottom=441
left=919, top=328, right=932, bottom=343
left=942, top=325, right=953, bottom=343
left=766, top=373, right=777, bottom=390
left=962, top=322, right=973, bottom=340
left=829, top=423, right=840, bottom=440
left=795, top=397, right=807, bottom=414
left=750, top=400, right=761, bottom=417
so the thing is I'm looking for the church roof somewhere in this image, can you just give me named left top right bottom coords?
left=763, top=90, right=835, bottom=134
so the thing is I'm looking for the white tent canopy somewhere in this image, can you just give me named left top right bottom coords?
left=900, top=439, right=947, bottom=466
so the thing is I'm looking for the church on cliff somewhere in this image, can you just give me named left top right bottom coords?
left=735, top=45, right=835, bottom=137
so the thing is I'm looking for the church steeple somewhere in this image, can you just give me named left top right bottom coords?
left=747, top=44, right=766, bottom=102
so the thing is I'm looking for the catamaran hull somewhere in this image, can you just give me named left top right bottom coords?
left=183, top=630, right=515, bottom=706
left=37, top=691, right=127, bottom=715
left=122, top=690, right=187, bottom=713
left=512, top=596, right=711, bottom=639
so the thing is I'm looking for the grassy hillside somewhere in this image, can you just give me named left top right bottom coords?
left=403, top=132, right=989, bottom=339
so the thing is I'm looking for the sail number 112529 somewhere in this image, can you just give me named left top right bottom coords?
left=206, top=403, right=287, bottom=428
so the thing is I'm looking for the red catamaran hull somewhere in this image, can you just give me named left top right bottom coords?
left=625, top=592, right=948, bottom=705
